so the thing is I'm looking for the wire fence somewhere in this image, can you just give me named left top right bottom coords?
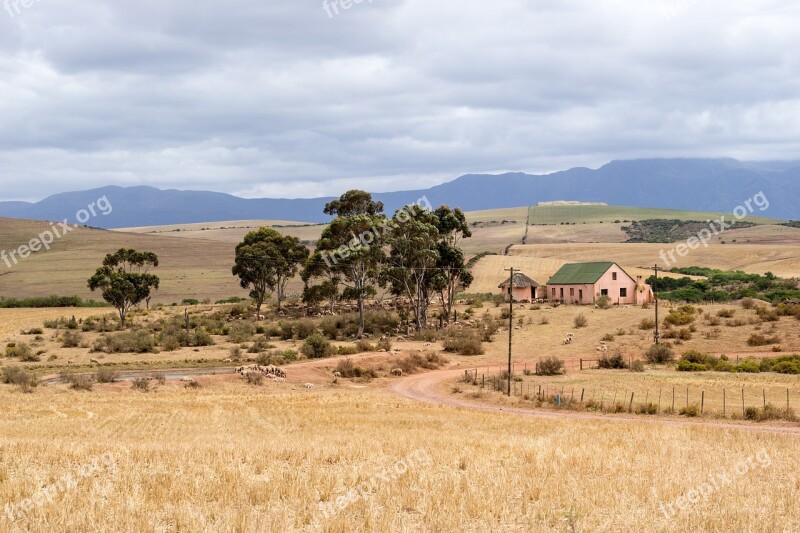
left=460, top=368, right=800, bottom=420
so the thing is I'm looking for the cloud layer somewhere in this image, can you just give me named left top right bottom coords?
left=1, top=0, right=799, bottom=200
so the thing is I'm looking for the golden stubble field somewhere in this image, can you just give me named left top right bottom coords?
left=2, top=382, right=800, bottom=532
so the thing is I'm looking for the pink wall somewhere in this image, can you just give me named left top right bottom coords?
left=504, top=286, right=537, bottom=302
left=547, top=265, right=654, bottom=305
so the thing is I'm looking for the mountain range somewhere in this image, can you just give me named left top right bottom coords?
left=1, top=158, right=798, bottom=228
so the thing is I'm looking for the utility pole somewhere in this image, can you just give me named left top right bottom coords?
left=505, top=267, right=515, bottom=396
left=653, top=264, right=661, bottom=345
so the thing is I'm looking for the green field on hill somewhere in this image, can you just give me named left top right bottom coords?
left=528, top=204, right=782, bottom=225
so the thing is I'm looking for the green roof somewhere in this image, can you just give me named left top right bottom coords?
left=546, top=262, right=616, bottom=285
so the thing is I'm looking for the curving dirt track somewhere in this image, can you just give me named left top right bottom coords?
left=389, top=367, right=800, bottom=437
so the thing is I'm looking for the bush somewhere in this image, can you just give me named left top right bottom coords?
left=734, top=360, right=761, bottom=373
left=536, top=356, right=565, bottom=376
left=334, top=358, right=378, bottom=379
left=63, top=373, right=94, bottom=391
left=229, top=346, right=243, bottom=361
left=639, top=318, right=656, bottom=330
left=717, top=309, right=736, bottom=318
left=376, top=338, right=392, bottom=352
left=95, top=368, right=120, bottom=383
left=748, top=333, right=780, bottom=347
left=630, top=360, right=645, bottom=372
left=355, top=339, right=376, bottom=352
left=645, top=344, right=675, bottom=364
left=741, top=297, right=755, bottom=309
left=228, top=322, right=256, bottom=343
left=573, top=314, right=588, bottom=328
left=2, top=366, right=38, bottom=392
left=132, top=378, right=150, bottom=391
left=301, top=333, right=334, bottom=359
left=596, top=295, right=611, bottom=309
left=601, top=333, right=615, bottom=342
left=679, top=405, right=700, bottom=417
left=5, top=342, right=35, bottom=361
left=442, top=332, right=484, bottom=355
left=93, top=330, right=157, bottom=353
left=61, top=330, right=83, bottom=348
left=396, top=352, right=449, bottom=374
left=192, top=328, right=215, bottom=347
left=664, top=306, right=697, bottom=326
left=598, top=352, right=628, bottom=369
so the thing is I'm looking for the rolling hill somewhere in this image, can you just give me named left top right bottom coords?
left=0, top=158, right=797, bottom=228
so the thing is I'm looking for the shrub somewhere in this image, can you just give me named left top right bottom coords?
left=192, top=328, right=215, bottom=347
left=228, top=322, right=256, bottom=343
left=645, top=344, right=675, bottom=364
left=2, top=366, right=38, bottom=392
left=93, top=330, right=156, bottom=353
left=664, top=306, right=697, bottom=326
left=755, top=306, right=780, bottom=322
left=161, top=334, right=181, bottom=351
left=95, top=368, right=120, bottom=383
left=601, top=333, right=615, bottom=342
left=741, top=297, right=755, bottom=309
left=598, top=352, right=628, bottom=369
left=744, top=407, right=760, bottom=420
left=536, top=356, right=565, bottom=376
left=355, top=339, right=376, bottom=352
left=639, top=318, right=656, bottom=330
left=61, top=330, right=83, bottom=348
left=301, top=333, right=334, bottom=359
left=376, top=338, right=392, bottom=352
left=717, top=309, right=736, bottom=318
left=396, top=352, right=449, bottom=374
left=334, top=358, right=378, bottom=379
left=573, top=314, right=588, bottom=328
left=185, top=380, right=201, bottom=389
left=679, top=405, right=700, bottom=417
left=132, top=378, right=150, bottom=391
left=23, top=327, right=44, bottom=335
left=63, top=373, right=94, bottom=391
left=596, top=295, right=612, bottom=309
left=442, top=332, right=484, bottom=355
left=229, top=346, right=243, bottom=361
left=5, top=342, right=34, bottom=360
left=630, top=360, right=645, bottom=372
left=734, top=360, right=761, bottom=373
left=748, top=333, right=780, bottom=347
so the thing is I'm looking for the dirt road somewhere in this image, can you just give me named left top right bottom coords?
left=389, top=366, right=800, bottom=436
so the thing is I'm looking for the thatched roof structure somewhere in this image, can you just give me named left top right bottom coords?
left=498, top=272, right=540, bottom=289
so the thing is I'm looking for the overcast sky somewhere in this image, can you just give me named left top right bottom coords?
left=1, top=0, right=799, bottom=201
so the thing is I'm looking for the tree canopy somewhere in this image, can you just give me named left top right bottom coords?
left=87, top=248, right=159, bottom=327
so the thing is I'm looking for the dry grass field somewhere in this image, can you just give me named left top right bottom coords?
left=2, top=381, right=800, bottom=532
left=0, top=218, right=246, bottom=304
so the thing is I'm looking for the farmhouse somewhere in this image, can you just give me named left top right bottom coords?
left=498, top=272, right=540, bottom=302
left=546, top=261, right=653, bottom=305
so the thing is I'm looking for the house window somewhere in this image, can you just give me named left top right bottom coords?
left=579, top=289, right=583, bottom=300
left=612, top=272, right=617, bottom=281
left=570, top=288, right=575, bottom=297
left=620, top=288, right=627, bottom=297
left=552, top=288, right=556, bottom=297
left=601, top=289, right=608, bottom=296
left=560, top=288, right=564, bottom=299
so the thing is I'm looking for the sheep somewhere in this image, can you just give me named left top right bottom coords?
left=332, top=371, right=342, bottom=378
left=390, top=368, right=403, bottom=377
left=304, top=383, right=315, bottom=389
left=275, top=377, right=285, bottom=383
left=180, top=377, right=195, bottom=383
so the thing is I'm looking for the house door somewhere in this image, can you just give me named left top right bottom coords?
left=579, top=289, right=583, bottom=301
left=531, top=287, right=536, bottom=300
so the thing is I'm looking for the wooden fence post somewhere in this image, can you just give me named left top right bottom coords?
left=580, top=358, right=583, bottom=370
left=763, top=389, right=767, bottom=409
left=672, top=387, right=675, bottom=412
left=788, top=389, right=791, bottom=414
left=658, top=389, right=662, bottom=414
left=723, top=389, right=726, bottom=416
left=580, top=388, right=585, bottom=402
left=742, top=388, right=745, bottom=416
left=701, top=391, right=705, bottom=415
left=629, top=392, right=634, bottom=413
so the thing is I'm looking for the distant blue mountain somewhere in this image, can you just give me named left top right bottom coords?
left=1, top=158, right=797, bottom=228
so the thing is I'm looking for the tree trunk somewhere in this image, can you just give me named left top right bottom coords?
left=357, top=295, right=365, bottom=337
